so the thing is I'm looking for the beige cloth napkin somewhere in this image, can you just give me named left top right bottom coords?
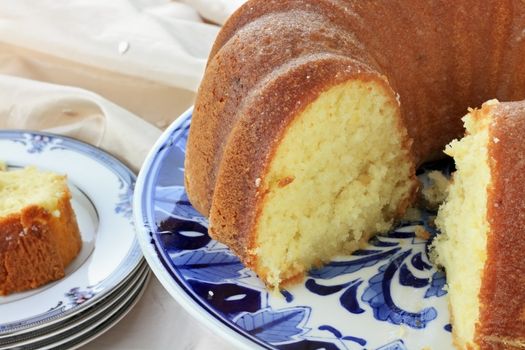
left=0, top=0, right=247, bottom=164
left=0, top=74, right=161, bottom=171
left=0, top=0, right=230, bottom=128
left=0, top=0, right=246, bottom=349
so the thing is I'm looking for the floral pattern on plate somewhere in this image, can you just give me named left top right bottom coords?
left=134, top=109, right=455, bottom=349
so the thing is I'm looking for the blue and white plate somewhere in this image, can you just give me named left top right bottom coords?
left=134, top=108, right=455, bottom=350
left=0, top=131, right=143, bottom=335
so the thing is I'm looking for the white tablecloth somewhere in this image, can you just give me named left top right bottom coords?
left=0, top=1, right=246, bottom=348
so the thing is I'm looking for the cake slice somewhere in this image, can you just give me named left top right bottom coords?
left=432, top=100, right=525, bottom=349
left=0, top=166, right=82, bottom=295
left=191, top=76, right=418, bottom=288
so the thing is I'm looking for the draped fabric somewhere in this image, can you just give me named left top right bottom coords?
left=0, top=1, right=246, bottom=348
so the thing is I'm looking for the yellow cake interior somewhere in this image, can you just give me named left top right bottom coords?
left=421, top=170, right=450, bottom=210
left=0, top=166, right=68, bottom=218
left=432, top=105, right=493, bottom=349
left=254, top=80, right=416, bottom=287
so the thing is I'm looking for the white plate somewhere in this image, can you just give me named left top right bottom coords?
left=0, top=130, right=143, bottom=334
left=0, top=262, right=148, bottom=348
left=134, top=108, right=456, bottom=350
left=59, top=272, right=149, bottom=350
left=18, top=268, right=150, bottom=350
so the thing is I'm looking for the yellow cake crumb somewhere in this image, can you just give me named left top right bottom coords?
left=432, top=103, right=493, bottom=350
left=421, top=171, right=449, bottom=210
left=0, top=167, right=67, bottom=217
left=255, top=80, right=415, bottom=287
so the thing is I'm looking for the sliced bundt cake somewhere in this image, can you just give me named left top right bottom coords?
left=222, top=78, right=417, bottom=287
left=185, top=0, right=525, bottom=288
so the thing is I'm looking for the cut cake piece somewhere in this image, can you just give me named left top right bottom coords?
left=0, top=166, right=82, bottom=295
left=190, top=74, right=418, bottom=288
left=433, top=100, right=525, bottom=349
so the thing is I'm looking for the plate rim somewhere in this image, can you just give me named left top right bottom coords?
left=13, top=269, right=150, bottom=350
left=0, top=262, right=148, bottom=344
left=0, top=130, right=144, bottom=333
left=65, top=272, right=150, bottom=350
left=0, top=264, right=149, bottom=348
left=133, top=107, right=269, bottom=350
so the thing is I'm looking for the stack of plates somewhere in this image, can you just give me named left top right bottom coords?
left=0, top=130, right=148, bottom=350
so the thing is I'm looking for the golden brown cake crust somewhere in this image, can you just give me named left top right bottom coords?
left=476, top=101, right=525, bottom=349
left=186, top=0, right=525, bottom=219
left=184, top=5, right=377, bottom=216
left=0, top=193, right=82, bottom=296
left=185, top=0, right=525, bottom=294
left=207, top=56, right=381, bottom=268
left=207, top=56, right=415, bottom=280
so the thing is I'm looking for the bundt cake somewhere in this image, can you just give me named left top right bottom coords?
left=0, top=166, right=82, bottom=295
left=433, top=100, right=525, bottom=349
left=184, top=0, right=525, bottom=288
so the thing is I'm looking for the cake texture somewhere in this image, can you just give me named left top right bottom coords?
left=184, top=0, right=525, bottom=288
left=0, top=166, right=82, bottom=295
left=433, top=100, right=525, bottom=349
left=421, top=171, right=450, bottom=211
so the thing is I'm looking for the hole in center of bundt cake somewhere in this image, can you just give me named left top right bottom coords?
left=254, top=79, right=416, bottom=287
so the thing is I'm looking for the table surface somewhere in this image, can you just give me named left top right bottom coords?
left=82, top=273, right=234, bottom=350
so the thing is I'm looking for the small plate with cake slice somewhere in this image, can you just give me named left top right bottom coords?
left=0, top=130, right=147, bottom=347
